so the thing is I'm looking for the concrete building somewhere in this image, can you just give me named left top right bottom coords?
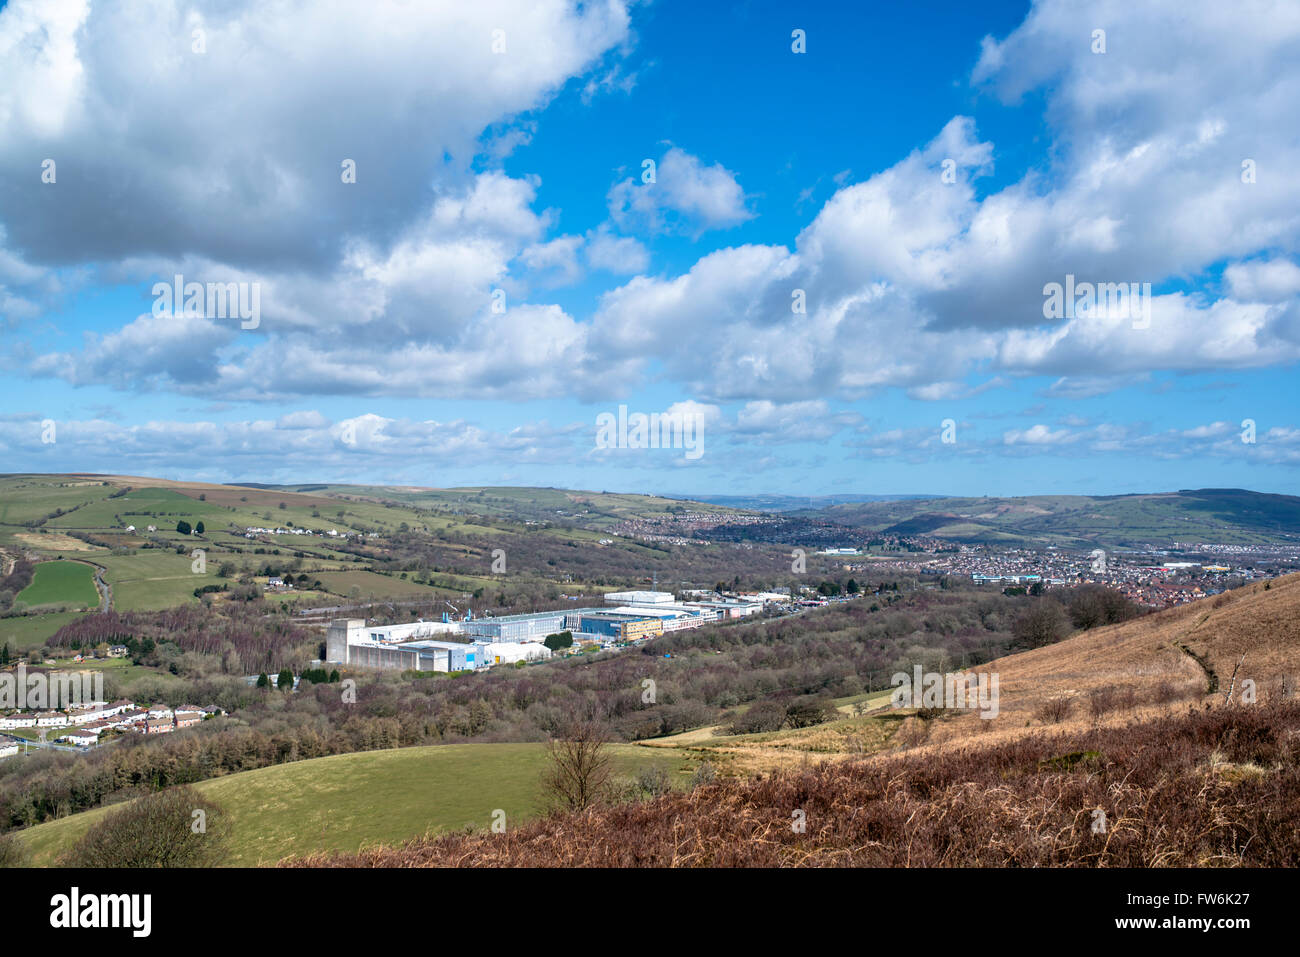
left=326, top=618, right=463, bottom=661
left=326, top=614, right=564, bottom=671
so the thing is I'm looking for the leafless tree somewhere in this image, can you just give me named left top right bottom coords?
left=542, top=719, right=613, bottom=811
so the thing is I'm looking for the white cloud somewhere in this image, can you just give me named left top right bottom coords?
left=0, top=0, right=631, bottom=267
left=519, top=235, right=584, bottom=288
left=584, top=226, right=649, bottom=274
left=583, top=0, right=1300, bottom=402
left=607, top=146, right=753, bottom=235
left=1003, top=424, right=1075, bottom=446
left=1224, top=259, right=1300, bottom=303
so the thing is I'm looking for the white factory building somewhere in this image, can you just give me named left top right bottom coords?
left=603, top=590, right=676, bottom=605
left=325, top=618, right=552, bottom=672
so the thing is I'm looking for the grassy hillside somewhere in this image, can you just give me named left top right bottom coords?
left=16, top=742, right=692, bottom=867
left=296, top=700, right=1300, bottom=867
left=903, top=571, right=1300, bottom=754
left=257, top=483, right=749, bottom=532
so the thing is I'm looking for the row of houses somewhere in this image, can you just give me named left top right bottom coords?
left=0, top=698, right=137, bottom=730
left=0, top=699, right=226, bottom=748
left=58, top=705, right=219, bottom=746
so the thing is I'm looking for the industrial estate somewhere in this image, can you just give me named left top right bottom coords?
left=325, top=590, right=763, bottom=672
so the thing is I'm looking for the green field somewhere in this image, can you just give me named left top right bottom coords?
left=69, top=655, right=187, bottom=692
left=0, top=611, right=85, bottom=651
left=16, top=742, right=693, bottom=867
left=0, top=479, right=121, bottom=526
left=44, top=486, right=228, bottom=530
left=15, top=560, right=99, bottom=609
left=95, top=551, right=221, bottom=612
left=312, top=569, right=449, bottom=600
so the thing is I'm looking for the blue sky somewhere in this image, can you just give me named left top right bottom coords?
left=1, top=0, right=1298, bottom=496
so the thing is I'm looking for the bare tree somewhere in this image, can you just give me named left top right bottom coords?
left=542, top=719, right=613, bottom=811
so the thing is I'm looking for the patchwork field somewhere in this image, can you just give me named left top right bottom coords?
left=97, top=551, right=221, bottom=612
left=311, top=569, right=449, bottom=601
left=11, top=532, right=104, bottom=553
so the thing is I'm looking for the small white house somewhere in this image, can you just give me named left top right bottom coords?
left=60, top=731, right=99, bottom=747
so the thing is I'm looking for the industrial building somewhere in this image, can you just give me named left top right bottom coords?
left=326, top=617, right=555, bottom=671
left=603, top=590, right=676, bottom=605
left=324, top=589, right=755, bottom=672
left=459, top=609, right=576, bottom=642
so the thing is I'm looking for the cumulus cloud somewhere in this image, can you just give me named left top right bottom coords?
left=607, top=146, right=753, bottom=235
left=585, top=0, right=1300, bottom=402
left=519, top=235, right=584, bottom=288
left=584, top=226, right=649, bottom=274
left=0, top=0, right=631, bottom=268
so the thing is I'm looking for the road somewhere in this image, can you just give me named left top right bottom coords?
left=0, top=732, right=91, bottom=754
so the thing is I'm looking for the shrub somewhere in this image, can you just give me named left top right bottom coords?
left=1087, top=687, right=1118, bottom=720
left=635, top=765, right=672, bottom=799
left=1152, top=680, right=1180, bottom=705
left=1034, top=697, right=1072, bottom=724
left=0, top=832, right=29, bottom=868
left=690, top=761, right=717, bottom=790
left=60, top=786, right=230, bottom=867
left=785, top=695, right=837, bottom=729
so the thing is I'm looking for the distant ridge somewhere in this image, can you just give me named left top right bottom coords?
left=686, top=493, right=940, bottom=512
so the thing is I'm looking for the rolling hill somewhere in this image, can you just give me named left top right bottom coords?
left=805, top=488, right=1300, bottom=547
